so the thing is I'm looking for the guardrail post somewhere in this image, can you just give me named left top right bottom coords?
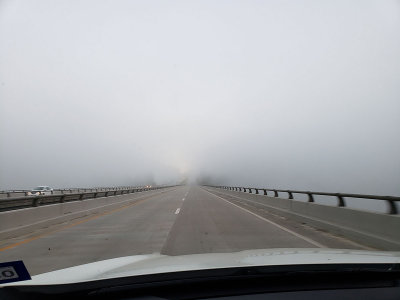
left=307, top=193, right=314, bottom=202
left=274, top=190, right=278, bottom=197
left=249, top=188, right=252, bottom=194
left=33, top=198, right=40, bottom=207
left=255, top=189, right=259, bottom=194
left=60, top=195, right=65, bottom=203
left=337, top=194, right=345, bottom=207
left=79, top=193, right=84, bottom=200
left=388, top=200, right=398, bottom=214
left=243, top=188, right=246, bottom=192
left=288, top=191, right=293, bottom=199
left=263, top=189, right=267, bottom=195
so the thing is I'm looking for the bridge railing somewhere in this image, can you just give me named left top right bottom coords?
left=206, top=185, right=400, bottom=215
left=0, top=186, right=154, bottom=198
left=0, top=185, right=174, bottom=212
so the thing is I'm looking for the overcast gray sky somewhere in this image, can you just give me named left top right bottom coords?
left=0, top=0, right=399, bottom=195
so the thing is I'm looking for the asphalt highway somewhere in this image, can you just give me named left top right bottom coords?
left=0, top=186, right=369, bottom=275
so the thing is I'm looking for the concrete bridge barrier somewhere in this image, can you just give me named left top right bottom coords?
left=0, top=186, right=175, bottom=240
left=207, top=185, right=400, bottom=250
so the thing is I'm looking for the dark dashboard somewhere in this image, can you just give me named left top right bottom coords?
left=1, top=264, right=399, bottom=300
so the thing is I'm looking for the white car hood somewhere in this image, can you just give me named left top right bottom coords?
left=4, top=248, right=400, bottom=286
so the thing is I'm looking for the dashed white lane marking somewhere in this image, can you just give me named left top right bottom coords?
left=202, top=189, right=325, bottom=248
left=175, top=208, right=181, bottom=214
left=182, top=198, right=185, bottom=201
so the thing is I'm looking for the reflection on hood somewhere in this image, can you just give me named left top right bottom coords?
left=5, top=248, right=400, bottom=286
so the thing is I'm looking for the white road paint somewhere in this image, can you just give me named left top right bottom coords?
left=202, top=189, right=325, bottom=248
left=175, top=208, right=181, bottom=214
left=203, top=188, right=374, bottom=251
left=182, top=198, right=185, bottom=201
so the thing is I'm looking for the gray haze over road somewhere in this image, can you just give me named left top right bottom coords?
left=0, top=0, right=399, bottom=196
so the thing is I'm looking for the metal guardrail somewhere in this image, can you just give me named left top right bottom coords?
left=206, top=185, right=400, bottom=215
left=0, top=186, right=154, bottom=198
left=0, top=186, right=175, bottom=212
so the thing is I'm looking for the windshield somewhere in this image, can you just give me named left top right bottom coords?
left=33, top=187, right=46, bottom=191
left=0, top=0, right=399, bottom=283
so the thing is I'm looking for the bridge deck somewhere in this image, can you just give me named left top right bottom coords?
left=0, top=186, right=371, bottom=275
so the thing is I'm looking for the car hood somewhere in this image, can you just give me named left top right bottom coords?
left=4, top=248, right=400, bottom=286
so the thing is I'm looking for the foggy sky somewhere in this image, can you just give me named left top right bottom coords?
left=1, top=0, right=399, bottom=195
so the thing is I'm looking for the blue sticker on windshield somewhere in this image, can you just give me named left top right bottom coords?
left=0, top=261, right=31, bottom=284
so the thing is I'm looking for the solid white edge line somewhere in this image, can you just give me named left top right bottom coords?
left=175, top=208, right=181, bottom=214
left=202, top=189, right=325, bottom=248
left=204, top=188, right=375, bottom=251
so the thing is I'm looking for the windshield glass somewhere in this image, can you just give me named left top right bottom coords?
left=33, top=187, right=46, bottom=191
left=0, top=0, right=399, bottom=282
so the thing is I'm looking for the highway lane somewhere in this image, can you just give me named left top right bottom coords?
left=200, top=187, right=373, bottom=250
left=0, top=187, right=187, bottom=275
left=161, top=187, right=320, bottom=255
left=0, top=186, right=367, bottom=275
